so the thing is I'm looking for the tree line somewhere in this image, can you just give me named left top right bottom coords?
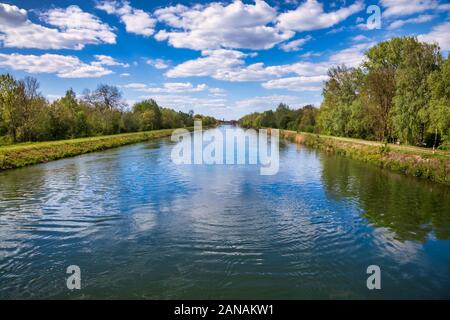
left=0, top=75, right=216, bottom=144
left=239, top=37, right=450, bottom=150
left=239, top=103, right=318, bottom=133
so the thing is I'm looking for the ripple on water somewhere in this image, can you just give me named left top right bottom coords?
left=0, top=129, right=449, bottom=299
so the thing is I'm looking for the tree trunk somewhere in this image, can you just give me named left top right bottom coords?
left=433, top=128, right=438, bottom=153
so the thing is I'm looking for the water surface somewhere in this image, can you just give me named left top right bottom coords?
left=0, top=126, right=449, bottom=299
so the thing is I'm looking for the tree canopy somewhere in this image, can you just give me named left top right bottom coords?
left=239, top=37, right=450, bottom=150
left=0, top=75, right=217, bottom=144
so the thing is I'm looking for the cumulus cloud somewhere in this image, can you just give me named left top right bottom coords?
left=166, top=49, right=248, bottom=79
left=381, top=0, right=439, bottom=18
left=279, top=36, right=312, bottom=52
left=352, top=34, right=370, bottom=42
left=418, top=21, right=450, bottom=51
left=166, top=49, right=313, bottom=82
left=0, top=3, right=115, bottom=50
left=209, top=88, right=226, bottom=94
left=0, top=53, right=113, bottom=78
left=123, top=82, right=209, bottom=93
left=262, top=42, right=372, bottom=91
left=388, top=14, right=435, bottom=30
left=154, top=0, right=294, bottom=50
left=328, top=42, right=373, bottom=67
left=96, top=0, right=155, bottom=36
left=299, top=51, right=322, bottom=58
left=277, top=0, right=364, bottom=32
left=0, top=2, right=27, bottom=26
left=165, top=41, right=371, bottom=87
left=123, top=83, right=148, bottom=90
left=262, top=75, right=328, bottom=91
left=93, top=55, right=129, bottom=67
left=146, top=58, right=170, bottom=69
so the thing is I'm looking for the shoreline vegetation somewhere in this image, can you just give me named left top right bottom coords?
left=0, top=128, right=181, bottom=171
left=277, top=129, right=450, bottom=186
left=240, top=37, right=450, bottom=151
left=238, top=37, right=450, bottom=186
left=0, top=75, right=216, bottom=146
left=0, top=73, right=217, bottom=171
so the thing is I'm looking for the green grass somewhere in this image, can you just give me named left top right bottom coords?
left=0, top=129, right=181, bottom=171
left=279, top=129, right=450, bottom=186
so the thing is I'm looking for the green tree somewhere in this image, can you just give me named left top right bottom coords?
left=392, top=39, right=441, bottom=144
left=318, top=65, right=361, bottom=137
left=133, top=99, right=162, bottom=131
left=48, top=91, right=77, bottom=139
left=427, top=56, right=450, bottom=149
left=0, top=74, right=25, bottom=142
left=84, top=84, right=125, bottom=111
left=297, top=105, right=318, bottom=133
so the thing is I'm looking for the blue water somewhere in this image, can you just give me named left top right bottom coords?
left=0, top=126, right=449, bottom=299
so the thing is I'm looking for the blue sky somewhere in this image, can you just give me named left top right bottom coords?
left=0, top=0, right=449, bottom=120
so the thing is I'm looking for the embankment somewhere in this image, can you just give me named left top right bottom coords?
left=0, top=128, right=180, bottom=171
left=277, top=129, right=450, bottom=186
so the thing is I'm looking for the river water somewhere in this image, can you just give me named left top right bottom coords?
left=0, top=126, right=449, bottom=299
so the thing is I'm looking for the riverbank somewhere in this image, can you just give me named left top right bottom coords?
left=0, top=128, right=181, bottom=171
left=277, top=130, right=450, bottom=186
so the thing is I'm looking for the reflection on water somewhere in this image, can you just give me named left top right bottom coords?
left=0, top=126, right=449, bottom=299
left=321, top=154, right=450, bottom=242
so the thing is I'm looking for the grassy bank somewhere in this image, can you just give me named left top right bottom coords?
left=278, top=129, right=450, bottom=186
left=0, top=128, right=181, bottom=171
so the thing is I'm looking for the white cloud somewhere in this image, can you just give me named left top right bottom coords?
left=154, top=0, right=294, bottom=50
left=123, top=83, right=148, bottom=89
left=166, top=49, right=248, bottom=79
left=381, top=0, right=439, bottom=18
left=262, top=75, right=328, bottom=91
left=328, top=42, right=372, bottom=67
left=326, top=26, right=346, bottom=34
left=120, top=73, right=131, bottom=77
left=0, top=53, right=113, bottom=78
left=418, top=21, right=450, bottom=51
left=0, top=3, right=115, bottom=49
left=262, top=42, right=372, bottom=91
left=93, top=54, right=129, bottom=67
left=352, top=34, right=370, bottom=42
left=166, top=41, right=371, bottom=85
left=387, top=14, right=435, bottom=30
left=277, top=0, right=364, bottom=32
left=96, top=0, right=155, bottom=36
left=280, top=36, right=312, bottom=52
left=299, top=51, right=322, bottom=58
left=146, top=58, right=170, bottom=69
left=0, top=2, right=27, bottom=26
left=209, top=88, right=226, bottom=94
left=166, top=49, right=312, bottom=82
left=124, top=82, right=209, bottom=93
